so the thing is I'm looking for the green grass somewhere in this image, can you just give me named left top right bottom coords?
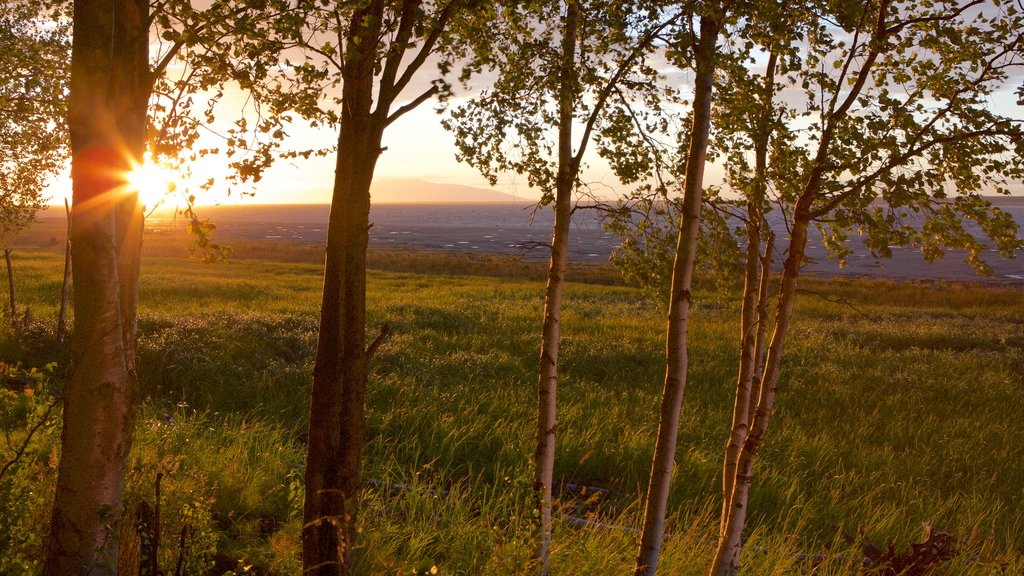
left=1, top=244, right=1022, bottom=575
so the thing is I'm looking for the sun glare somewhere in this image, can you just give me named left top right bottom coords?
left=125, top=160, right=175, bottom=209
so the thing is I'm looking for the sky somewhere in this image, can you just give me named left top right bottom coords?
left=42, top=11, right=1024, bottom=209
left=139, top=81, right=648, bottom=208
left=167, top=81, right=1023, bottom=209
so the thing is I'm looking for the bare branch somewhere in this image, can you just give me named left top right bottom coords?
left=385, top=84, right=439, bottom=127
left=386, top=0, right=458, bottom=105
left=365, top=324, right=391, bottom=363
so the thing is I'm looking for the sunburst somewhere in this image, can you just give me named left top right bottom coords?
left=124, top=158, right=176, bottom=210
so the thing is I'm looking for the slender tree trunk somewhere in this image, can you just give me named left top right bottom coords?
left=5, top=249, right=16, bottom=328
left=717, top=49, right=778, bottom=540
left=710, top=2, right=894, bottom=570
left=57, top=198, right=72, bottom=346
left=302, top=4, right=384, bottom=575
left=532, top=2, right=579, bottom=573
left=633, top=13, right=721, bottom=576
left=43, top=0, right=149, bottom=573
left=709, top=209, right=809, bottom=576
left=717, top=208, right=762, bottom=535
left=747, top=233, right=774, bottom=423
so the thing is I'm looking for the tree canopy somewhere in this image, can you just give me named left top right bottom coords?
left=0, top=0, right=70, bottom=241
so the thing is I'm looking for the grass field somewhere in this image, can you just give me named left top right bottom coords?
left=1, top=237, right=1022, bottom=575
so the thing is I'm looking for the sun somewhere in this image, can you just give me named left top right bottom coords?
left=125, top=158, right=176, bottom=209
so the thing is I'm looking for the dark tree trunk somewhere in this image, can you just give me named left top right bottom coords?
left=634, top=12, right=721, bottom=576
left=302, top=4, right=384, bottom=575
left=57, top=198, right=72, bottom=346
left=43, top=0, right=149, bottom=574
left=5, top=249, right=16, bottom=328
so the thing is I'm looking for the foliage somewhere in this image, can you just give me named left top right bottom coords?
left=0, top=0, right=70, bottom=243
left=145, top=1, right=325, bottom=200
left=0, top=361, right=61, bottom=575
left=605, top=192, right=743, bottom=308
left=769, top=0, right=1022, bottom=266
left=608, top=0, right=1023, bottom=318
left=247, top=0, right=493, bottom=134
left=444, top=1, right=682, bottom=202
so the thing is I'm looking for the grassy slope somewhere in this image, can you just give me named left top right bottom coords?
left=1, top=246, right=1022, bottom=574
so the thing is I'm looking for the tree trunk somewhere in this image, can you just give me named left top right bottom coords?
left=717, top=49, right=778, bottom=540
left=5, top=249, right=16, bottom=328
left=709, top=210, right=808, bottom=576
left=747, top=233, right=774, bottom=424
left=57, top=198, right=72, bottom=346
left=43, top=0, right=149, bottom=573
left=532, top=2, right=579, bottom=573
left=633, top=13, right=721, bottom=576
left=302, top=4, right=384, bottom=575
left=717, top=208, right=762, bottom=536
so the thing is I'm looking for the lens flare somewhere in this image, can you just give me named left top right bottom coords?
left=125, top=160, right=175, bottom=209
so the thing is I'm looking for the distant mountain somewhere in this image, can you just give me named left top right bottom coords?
left=370, top=178, right=525, bottom=203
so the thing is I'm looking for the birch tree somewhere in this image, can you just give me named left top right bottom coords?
left=42, top=1, right=301, bottom=571
left=632, top=5, right=727, bottom=575
left=0, top=0, right=70, bottom=328
left=709, top=0, right=1024, bottom=574
left=707, top=1, right=798, bottom=565
left=42, top=0, right=149, bottom=571
left=445, top=2, right=681, bottom=571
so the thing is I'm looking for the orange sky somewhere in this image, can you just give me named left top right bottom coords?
left=43, top=70, right=1022, bottom=209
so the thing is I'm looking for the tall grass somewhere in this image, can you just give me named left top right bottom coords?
left=0, top=243, right=1021, bottom=574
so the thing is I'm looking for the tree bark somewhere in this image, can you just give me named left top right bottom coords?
left=531, top=2, right=579, bottom=574
left=5, top=249, right=16, bottom=328
left=717, top=206, right=762, bottom=536
left=57, top=198, right=72, bottom=346
left=748, top=233, right=774, bottom=421
left=43, top=0, right=149, bottom=573
left=633, top=12, right=721, bottom=576
left=709, top=208, right=809, bottom=576
left=302, top=4, right=384, bottom=575
left=717, top=49, right=778, bottom=541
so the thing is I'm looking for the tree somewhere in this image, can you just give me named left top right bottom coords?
left=704, top=4, right=798, bottom=572
left=445, top=2, right=681, bottom=571
left=42, top=0, right=149, bottom=572
left=146, top=1, right=313, bottom=219
left=252, top=2, right=490, bottom=572
left=0, top=0, right=70, bottom=328
left=42, top=1, right=300, bottom=571
left=633, top=6, right=725, bottom=575
left=707, top=0, right=1024, bottom=574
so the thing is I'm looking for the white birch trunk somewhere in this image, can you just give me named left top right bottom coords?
left=718, top=49, right=778, bottom=538
left=532, top=3, right=579, bottom=573
left=709, top=214, right=808, bottom=576
left=43, top=0, right=149, bottom=572
left=633, top=13, right=721, bottom=576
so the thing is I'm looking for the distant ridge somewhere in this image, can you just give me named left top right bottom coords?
left=371, top=178, right=523, bottom=203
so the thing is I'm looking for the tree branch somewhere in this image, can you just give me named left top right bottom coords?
left=388, top=0, right=458, bottom=100
left=365, top=324, right=391, bottom=363
left=796, top=288, right=875, bottom=320
left=572, top=11, right=682, bottom=173
left=883, top=0, right=985, bottom=36
left=812, top=125, right=1020, bottom=218
left=0, top=396, right=58, bottom=483
left=377, top=0, right=421, bottom=109
left=385, top=84, right=439, bottom=127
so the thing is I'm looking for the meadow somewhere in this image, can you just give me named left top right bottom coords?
left=1, top=235, right=1022, bottom=575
